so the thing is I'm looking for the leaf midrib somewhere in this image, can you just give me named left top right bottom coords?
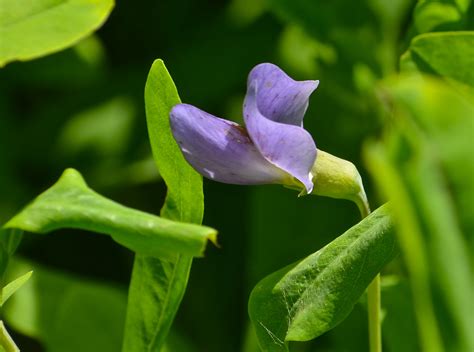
left=283, top=221, right=381, bottom=336
left=147, top=255, right=181, bottom=352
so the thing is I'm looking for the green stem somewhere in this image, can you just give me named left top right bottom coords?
left=355, top=192, right=381, bottom=352
left=368, top=274, right=382, bottom=352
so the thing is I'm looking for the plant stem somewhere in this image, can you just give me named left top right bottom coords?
left=355, top=191, right=381, bottom=352
left=368, top=274, right=381, bottom=352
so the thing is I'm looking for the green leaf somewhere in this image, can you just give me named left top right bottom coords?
left=403, top=31, right=474, bottom=87
left=413, top=1, right=462, bottom=34
left=249, top=205, right=398, bottom=351
left=366, top=75, right=473, bottom=352
left=122, top=60, right=205, bottom=351
left=0, top=321, right=19, bottom=352
left=0, top=271, right=32, bottom=307
left=0, top=229, right=22, bottom=278
left=4, top=168, right=216, bottom=260
left=0, top=0, right=114, bottom=67
left=412, top=0, right=471, bottom=35
left=3, top=258, right=127, bottom=352
left=143, top=59, right=204, bottom=224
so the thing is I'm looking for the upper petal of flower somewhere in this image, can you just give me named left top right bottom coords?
left=170, top=104, right=291, bottom=185
left=247, top=63, right=319, bottom=126
left=243, top=82, right=317, bottom=194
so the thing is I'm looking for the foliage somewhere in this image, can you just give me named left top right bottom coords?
left=122, top=59, right=205, bottom=352
left=249, top=205, right=397, bottom=351
left=366, top=76, right=473, bottom=352
left=0, top=0, right=114, bottom=67
left=3, top=258, right=127, bottom=352
left=4, top=168, right=215, bottom=260
left=0, top=0, right=472, bottom=351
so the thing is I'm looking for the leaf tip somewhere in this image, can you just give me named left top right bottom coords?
left=208, top=229, right=219, bottom=248
left=59, top=168, right=88, bottom=187
left=25, top=270, right=33, bottom=279
left=151, top=58, right=166, bottom=71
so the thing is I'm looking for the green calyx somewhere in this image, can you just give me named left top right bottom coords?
left=310, top=150, right=370, bottom=216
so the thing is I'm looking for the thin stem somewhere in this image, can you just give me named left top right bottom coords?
left=355, top=190, right=381, bottom=352
left=368, top=274, right=382, bottom=352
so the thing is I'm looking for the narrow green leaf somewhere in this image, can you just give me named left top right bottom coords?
left=365, top=143, right=444, bottom=352
left=144, top=59, right=204, bottom=224
left=366, top=75, right=473, bottom=352
left=249, top=205, right=398, bottom=351
left=404, top=31, right=474, bottom=87
left=0, top=271, right=32, bottom=307
left=4, top=168, right=216, bottom=260
left=0, top=229, right=23, bottom=279
left=0, top=321, right=19, bottom=352
left=123, top=60, right=205, bottom=351
left=0, top=0, right=114, bottom=67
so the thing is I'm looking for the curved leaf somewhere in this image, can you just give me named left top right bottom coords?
left=0, top=0, right=114, bottom=67
left=3, top=168, right=216, bottom=260
left=249, top=205, right=397, bottom=351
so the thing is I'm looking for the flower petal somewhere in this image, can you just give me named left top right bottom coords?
left=243, top=82, right=317, bottom=193
left=170, top=104, right=290, bottom=185
left=247, top=63, right=319, bottom=126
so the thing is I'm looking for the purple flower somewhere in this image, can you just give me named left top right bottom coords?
left=170, top=63, right=319, bottom=194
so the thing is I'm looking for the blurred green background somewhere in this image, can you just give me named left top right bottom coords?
left=1, top=0, right=472, bottom=351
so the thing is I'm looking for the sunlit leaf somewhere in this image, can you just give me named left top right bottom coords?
left=0, top=321, right=19, bottom=352
left=123, top=59, right=205, bottom=351
left=249, top=205, right=397, bottom=351
left=0, top=0, right=114, bottom=67
left=4, top=168, right=216, bottom=260
left=402, top=32, right=474, bottom=87
left=0, top=270, right=32, bottom=307
left=3, top=258, right=126, bottom=352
